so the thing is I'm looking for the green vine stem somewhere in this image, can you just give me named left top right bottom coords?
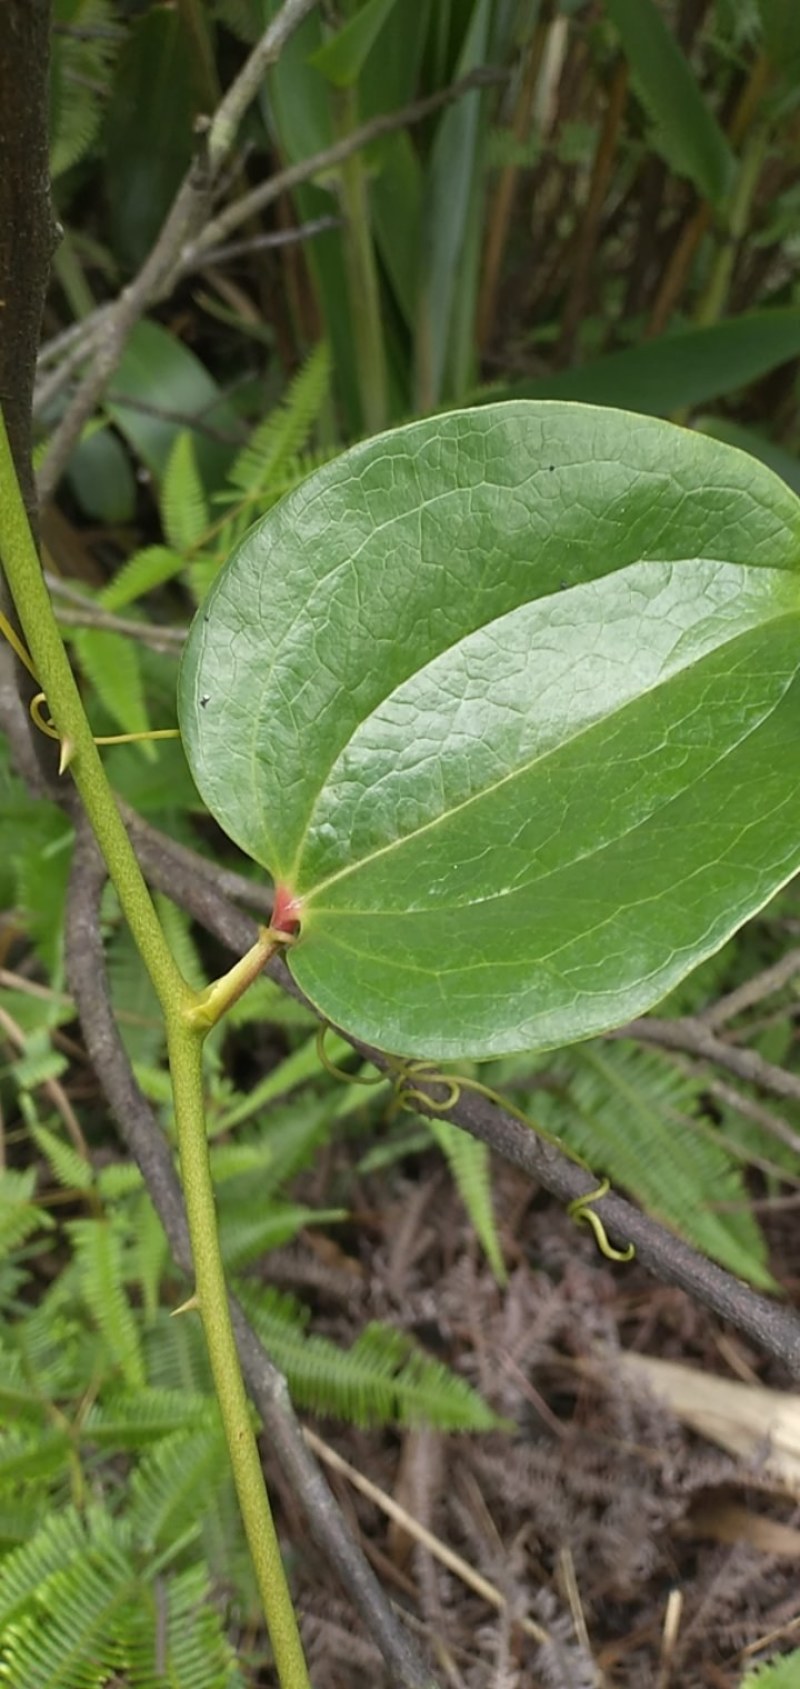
left=0, top=409, right=311, bottom=1689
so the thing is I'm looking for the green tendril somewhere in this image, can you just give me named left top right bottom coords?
left=315, top=1023, right=386, bottom=1087
left=0, top=615, right=180, bottom=761
left=387, top=1059, right=636, bottom=1266
left=567, top=1180, right=635, bottom=1262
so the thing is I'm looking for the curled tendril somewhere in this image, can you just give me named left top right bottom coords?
left=30, top=692, right=60, bottom=740
left=388, top=1061, right=635, bottom=1265
left=567, top=1180, right=635, bottom=1262
left=394, top=1059, right=463, bottom=1113
left=30, top=692, right=75, bottom=773
left=1, top=616, right=180, bottom=766
left=311, top=1045, right=637, bottom=1269
left=29, top=688, right=180, bottom=763
left=315, top=1023, right=385, bottom=1087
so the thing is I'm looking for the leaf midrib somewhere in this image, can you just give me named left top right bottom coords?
left=298, top=604, right=800, bottom=911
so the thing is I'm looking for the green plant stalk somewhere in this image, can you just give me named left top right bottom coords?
left=167, top=1019, right=310, bottom=1686
left=0, top=408, right=310, bottom=1689
left=335, top=85, right=388, bottom=434
left=0, top=429, right=184, bottom=1016
left=694, top=124, right=769, bottom=329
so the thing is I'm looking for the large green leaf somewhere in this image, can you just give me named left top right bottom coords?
left=179, top=402, right=800, bottom=1059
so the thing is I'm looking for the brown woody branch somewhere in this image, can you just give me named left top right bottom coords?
left=118, top=816, right=800, bottom=1378
left=612, top=1016, right=800, bottom=1119
left=183, top=67, right=508, bottom=263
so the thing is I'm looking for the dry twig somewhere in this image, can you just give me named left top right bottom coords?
left=36, top=0, right=321, bottom=503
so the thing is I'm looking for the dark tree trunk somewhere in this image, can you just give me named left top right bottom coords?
left=0, top=0, right=61, bottom=789
left=0, top=0, right=56, bottom=512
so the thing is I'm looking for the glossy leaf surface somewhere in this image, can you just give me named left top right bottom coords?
left=179, top=403, right=800, bottom=1058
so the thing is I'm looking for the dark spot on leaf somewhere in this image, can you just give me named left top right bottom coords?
left=203, top=613, right=210, bottom=623
left=559, top=580, right=569, bottom=591
left=200, top=695, right=210, bottom=709
left=548, top=464, right=555, bottom=472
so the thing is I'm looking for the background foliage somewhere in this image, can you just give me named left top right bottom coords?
left=4, top=0, right=800, bottom=1682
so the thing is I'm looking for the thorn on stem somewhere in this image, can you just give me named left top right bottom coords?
left=171, top=1293, right=200, bottom=1318
left=58, top=736, right=76, bottom=774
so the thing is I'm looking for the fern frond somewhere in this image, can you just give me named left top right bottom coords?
left=210, top=446, right=338, bottom=554
left=30, top=1122, right=94, bottom=1194
left=182, top=551, right=220, bottom=606
left=130, top=1192, right=170, bottom=1323
left=228, top=343, right=331, bottom=495
left=153, top=893, right=206, bottom=991
left=0, top=1506, right=239, bottom=1689
left=160, top=432, right=211, bottom=552
left=96, top=1161, right=145, bottom=1201
left=13, top=829, right=73, bottom=977
left=11, top=1029, right=67, bottom=1091
left=68, top=1217, right=146, bottom=1387
left=7, top=1285, right=84, bottom=1401
left=120, top=1561, right=241, bottom=1689
left=73, top=628, right=152, bottom=748
left=144, top=1309, right=212, bottom=1396
left=132, top=1062, right=175, bottom=1105
left=218, top=1199, right=346, bottom=1270
left=357, top=1122, right=433, bottom=1172
left=0, top=1350, right=48, bottom=1424
left=128, top=1426, right=228, bottom=1553
left=50, top=0, right=120, bottom=179
left=426, top=1118, right=506, bottom=1284
left=212, top=1095, right=331, bottom=1197
left=0, top=1502, right=44, bottom=1552
left=0, top=1511, right=137, bottom=1689
left=0, top=1428, right=72, bottom=1487
left=0, top=1508, right=87, bottom=1628
left=99, top=544, right=185, bottom=611
left=216, top=1030, right=355, bottom=1131
left=740, top=1652, right=800, bottom=1687
left=0, top=1170, right=53, bottom=1258
left=105, top=919, right=164, bottom=1068
left=239, top=1285, right=501, bottom=1430
left=84, top=1386, right=213, bottom=1448
left=208, top=1139, right=275, bottom=1182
